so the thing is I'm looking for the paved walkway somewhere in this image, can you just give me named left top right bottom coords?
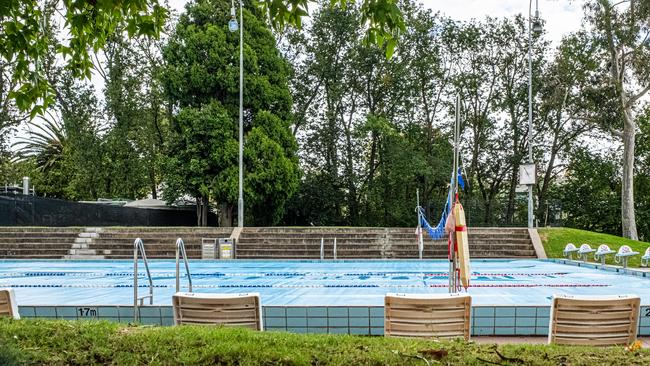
left=474, top=336, right=650, bottom=348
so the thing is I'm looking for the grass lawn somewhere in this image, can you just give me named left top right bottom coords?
left=1, top=318, right=649, bottom=365
left=539, top=227, right=650, bottom=268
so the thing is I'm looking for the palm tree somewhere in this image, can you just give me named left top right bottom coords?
left=13, top=112, right=66, bottom=173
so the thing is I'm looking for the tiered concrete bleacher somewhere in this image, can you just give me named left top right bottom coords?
left=89, top=227, right=233, bottom=259
left=0, top=227, right=233, bottom=259
left=0, top=227, right=83, bottom=259
left=0, top=226, right=538, bottom=260
left=235, top=227, right=538, bottom=259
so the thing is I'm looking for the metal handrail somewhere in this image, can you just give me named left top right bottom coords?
left=333, top=237, right=337, bottom=260
left=133, top=238, right=153, bottom=322
left=175, top=238, right=193, bottom=293
left=320, top=237, right=324, bottom=260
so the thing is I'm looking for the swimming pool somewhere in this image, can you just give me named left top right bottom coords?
left=2, top=259, right=649, bottom=306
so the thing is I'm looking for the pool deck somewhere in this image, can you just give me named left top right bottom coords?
left=474, top=336, right=650, bottom=348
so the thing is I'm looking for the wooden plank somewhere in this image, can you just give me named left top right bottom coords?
left=388, top=330, right=465, bottom=338
left=555, top=324, right=633, bottom=334
left=387, top=309, right=466, bottom=319
left=555, top=311, right=635, bottom=321
left=552, top=336, right=632, bottom=346
left=386, top=297, right=468, bottom=307
left=178, top=308, right=258, bottom=319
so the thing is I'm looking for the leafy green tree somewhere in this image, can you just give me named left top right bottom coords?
left=558, top=148, right=621, bottom=235
left=99, top=35, right=169, bottom=200
left=582, top=0, right=650, bottom=239
left=535, top=32, right=597, bottom=225
left=2, top=0, right=406, bottom=116
left=161, top=0, right=298, bottom=226
left=1, top=0, right=168, bottom=114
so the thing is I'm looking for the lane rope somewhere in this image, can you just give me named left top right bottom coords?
left=0, top=283, right=611, bottom=289
left=0, top=271, right=570, bottom=278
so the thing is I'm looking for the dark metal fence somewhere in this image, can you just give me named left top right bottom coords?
left=0, top=193, right=215, bottom=227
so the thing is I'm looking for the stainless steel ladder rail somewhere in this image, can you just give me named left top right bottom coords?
left=133, top=238, right=154, bottom=322
left=175, top=238, right=193, bottom=293
left=333, top=237, right=337, bottom=260
left=320, top=237, right=324, bottom=260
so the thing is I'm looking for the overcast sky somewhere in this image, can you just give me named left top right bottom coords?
left=11, top=1, right=588, bottom=148
left=168, top=0, right=587, bottom=46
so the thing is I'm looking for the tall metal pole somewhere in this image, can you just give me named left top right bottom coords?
left=449, top=95, right=460, bottom=293
left=527, top=0, right=538, bottom=229
left=238, top=0, right=244, bottom=228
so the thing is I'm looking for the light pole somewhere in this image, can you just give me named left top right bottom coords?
left=527, top=0, right=542, bottom=228
left=229, top=0, right=244, bottom=228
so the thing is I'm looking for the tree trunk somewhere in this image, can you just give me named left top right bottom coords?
left=621, top=120, right=638, bottom=240
left=202, top=198, right=208, bottom=227
left=195, top=197, right=202, bottom=226
left=195, top=196, right=209, bottom=227
left=219, top=203, right=234, bottom=227
left=149, top=168, right=157, bottom=199
left=505, top=163, right=518, bottom=224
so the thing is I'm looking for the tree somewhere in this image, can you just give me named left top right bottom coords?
left=535, top=32, right=596, bottom=225
left=558, top=147, right=621, bottom=235
left=583, top=0, right=650, bottom=240
left=453, top=18, right=509, bottom=224
left=99, top=35, right=169, bottom=199
left=2, top=0, right=406, bottom=115
left=161, top=0, right=298, bottom=226
left=1, top=0, right=168, bottom=113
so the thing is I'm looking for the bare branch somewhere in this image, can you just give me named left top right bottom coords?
left=628, top=83, right=650, bottom=106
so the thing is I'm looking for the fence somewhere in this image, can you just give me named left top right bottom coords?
left=0, top=193, right=216, bottom=227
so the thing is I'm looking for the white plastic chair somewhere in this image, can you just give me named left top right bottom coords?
left=641, top=247, right=650, bottom=267
left=594, top=244, right=616, bottom=265
left=577, top=244, right=595, bottom=262
left=563, top=243, right=579, bottom=260
left=614, top=245, right=639, bottom=268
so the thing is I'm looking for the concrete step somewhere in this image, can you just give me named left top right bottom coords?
left=63, top=255, right=106, bottom=260
left=0, top=243, right=71, bottom=248
left=67, top=249, right=98, bottom=255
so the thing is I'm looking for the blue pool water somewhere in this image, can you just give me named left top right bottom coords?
left=1, top=259, right=649, bottom=306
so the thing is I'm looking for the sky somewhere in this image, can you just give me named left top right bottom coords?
left=11, top=0, right=587, bottom=148
left=168, top=0, right=587, bottom=46
left=422, top=0, right=585, bottom=44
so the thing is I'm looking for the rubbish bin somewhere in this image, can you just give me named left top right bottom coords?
left=218, top=238, right=234, bottom=259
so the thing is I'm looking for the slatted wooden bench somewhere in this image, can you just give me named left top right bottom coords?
left=0, top=288, right=20, bottom=319
left=172, top=292, right=262, bottom=330
left=548, top=294, right=640, bottom=346
left=384, top=293, right=471, bottom=340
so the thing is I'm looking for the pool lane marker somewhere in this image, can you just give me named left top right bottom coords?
left=1, top=271, right=571, bottom=279
left=0, top=283, right=610, bottom=289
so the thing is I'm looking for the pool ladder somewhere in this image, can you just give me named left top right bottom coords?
left=320, top=237, right=337, bottom=260
left=175, top=238, right=193, bottom=292
left=133, top=238, right=153, bottom=322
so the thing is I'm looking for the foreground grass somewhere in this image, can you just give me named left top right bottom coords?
left=1, top=319, right=650, bottom=365
left=539, top=227, right=650, bottom=267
